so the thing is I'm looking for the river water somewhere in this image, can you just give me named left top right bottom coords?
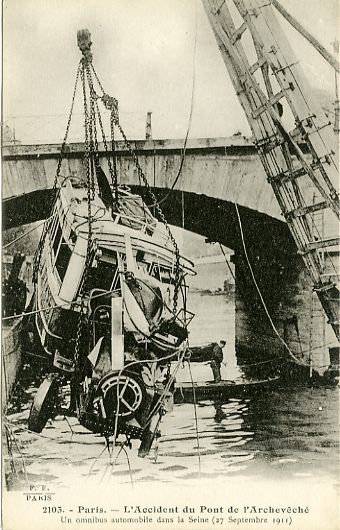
left=4, top=291, right=339, bottom=527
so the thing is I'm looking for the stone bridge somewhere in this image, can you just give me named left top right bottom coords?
left=2, top=137, right=333, bottom=375
left=3, top=136, right=282, bottom=226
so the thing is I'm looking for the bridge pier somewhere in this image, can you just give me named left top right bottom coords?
left=233, top=248, right=331, bottom=378
left=3, top=138, right=338, bottom=377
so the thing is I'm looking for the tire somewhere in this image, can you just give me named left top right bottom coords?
left=99, top=371, right=146, bottom=421
left=28, top=375, right=59, bottom=433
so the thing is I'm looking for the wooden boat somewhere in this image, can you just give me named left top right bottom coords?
left=23, top=29, right=195, bottom=457
left=174, top=377, right=280, bottom=403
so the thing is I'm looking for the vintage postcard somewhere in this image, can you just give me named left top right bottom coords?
left=2, top=1, right=339, bottom=529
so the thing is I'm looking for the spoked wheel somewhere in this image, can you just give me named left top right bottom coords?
left=28, top=374, right=60, bottom=433
left=99, top=372, right=146, bottom=421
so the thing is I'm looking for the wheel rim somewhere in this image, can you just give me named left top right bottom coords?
left=100, top=374, right=144, bottom=418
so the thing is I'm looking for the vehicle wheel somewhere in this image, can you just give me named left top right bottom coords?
left=99, top=371, right=146, bottom=421
left=28, top=375, right=59, bottom=433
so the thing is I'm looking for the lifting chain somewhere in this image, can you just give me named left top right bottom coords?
left=94, top=93, right=119, bottom=203
left=81, top=63, right=96, bottom=202
left=120, top=122, right=181, bottom=315
left=110, top=108, right=119, bottom=204
left=105, top=103, right=182, bottom=315
left=74, top=299, right=85, bottom=368
left=33, top=64, right=81, bottom=283
left=85, top=59, right=181, bottom=316
left=73, top=56, right=120, bottom=364
left=74, top=60, right=100, bottom=363
left=85, top=62, right=120, bottom=205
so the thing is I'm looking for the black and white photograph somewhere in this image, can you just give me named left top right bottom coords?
left=2, top=1, right=339, bottom=529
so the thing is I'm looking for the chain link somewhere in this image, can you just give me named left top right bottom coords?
left=89, top=64, right=181, bottom=312
left=110, top=112, right=119, bottom=204
left=74, top=300, right=85, bottom=367
left=33, top=64, right=82, bottom=282
left=115, top=120, right=181, bottom=314
left=74, top=62, right=98, bottom=362
left=79, top=60, right=181, bottom=314
left=82, top=64, right=96, bottom=200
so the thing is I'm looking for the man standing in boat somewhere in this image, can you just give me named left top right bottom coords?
left=210, top=340, right=226, bottom=383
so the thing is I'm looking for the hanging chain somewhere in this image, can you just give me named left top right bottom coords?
left=74, top=59, right=97, bottom=364
left=82, top=63, right=96, bottom=201
left=83, top=62, right=119, bottom=204
left=74, top=300, right=85, bottom=367
left=88, top=62, right=181, bottom=314
left=100, top=100, right=181, bottom=314
left=84, top=63, right=100, bottom=172
left=117, top=122, right=181, bottom=315
left=91, top=64, right=119, bottom=203
left=33, top=64, right=81, bottom=282
left=110, top=111, right=119, bottom=204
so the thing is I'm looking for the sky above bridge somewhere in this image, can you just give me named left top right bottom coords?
left=2, top=0, right=338, bottom=144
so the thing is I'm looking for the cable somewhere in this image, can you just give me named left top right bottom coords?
left=219, top=243, right=236, bottom=282
left=234, top=202, right=310, bottom=367
left=187, top=358, right=202, bottom=478
left=3, top=214, right=58, bottom=249
left=154, top=0, right=198, bottom=207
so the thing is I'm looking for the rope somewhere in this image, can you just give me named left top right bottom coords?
left=155, top=0, right=198, bottom=208
left=235, top=202, right=310, bottom=367
left=3, top=214, right=58, bottom=249
left=219, top=243, right=235, bottom=282
left=187, top=358, right=202, bottom=478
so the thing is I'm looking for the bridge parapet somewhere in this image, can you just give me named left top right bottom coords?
left=2, top=136, right=283, bottom=221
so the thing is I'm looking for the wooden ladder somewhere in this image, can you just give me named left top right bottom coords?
left=202, top=0, right=339, bottom=340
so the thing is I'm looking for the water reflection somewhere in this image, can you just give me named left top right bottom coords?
left=145, top=397, right=255, bottom=482
left=4, top=378, right=339, bottom=489
left=3, top=292, right=339, bottom=490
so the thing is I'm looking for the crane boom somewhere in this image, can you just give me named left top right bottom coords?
left=271, top=0, right=340, bottom=74
left=202, top=0, right=339, bottom=340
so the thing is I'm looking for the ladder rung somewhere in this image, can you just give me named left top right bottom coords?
left=314, top=281, right=338, bottom=293
left=285, top=201, right=328, bottom=219
left=249, top=56, right=267, bottom=74
left=230, top=22, right=247, bottom=44
left=252, top=90, right=285, bottom=118
left=268, top=166, right=305, bottom=184
left=256, top=134, right=285, bottom=152
left=305, top=237, right=340, bottom=252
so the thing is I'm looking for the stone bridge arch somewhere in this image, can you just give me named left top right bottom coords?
left=2, top=138, right=331, bottom=374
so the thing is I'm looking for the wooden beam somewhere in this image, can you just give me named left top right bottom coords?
left=271, top=0, right=340, bottom=74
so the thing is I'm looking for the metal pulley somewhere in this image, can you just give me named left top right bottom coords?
left=77, top=29, right=93, bottom=63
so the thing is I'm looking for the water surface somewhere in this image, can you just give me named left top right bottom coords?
left=4, top=293, right=339, bottom=493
